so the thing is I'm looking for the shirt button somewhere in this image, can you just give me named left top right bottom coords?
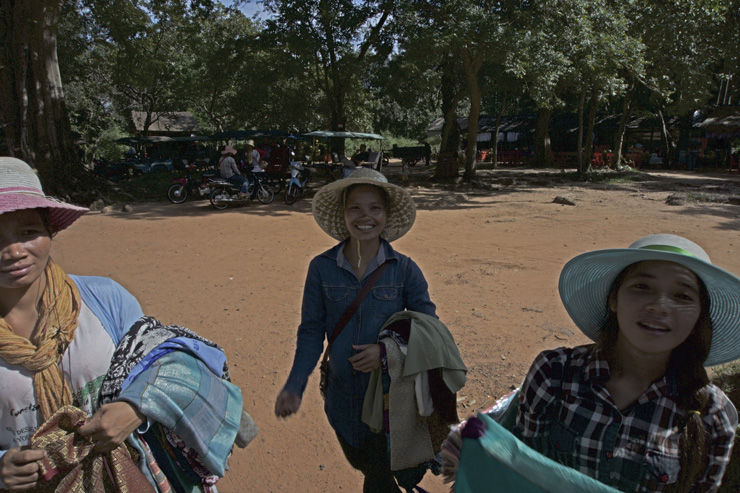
left=384, top=294, right=388, bottom=299
left=605, top=451, right=612, bottom=459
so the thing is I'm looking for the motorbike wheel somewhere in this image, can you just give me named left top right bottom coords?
left=270, top=177, right=284, bottom=194
left=284, top=185, right=300, bottom=205
left=167, top=184, right=188, bottom=204
left=256, top=185, right=274, bottom=204
left=210, top=187, right=230, bottom=210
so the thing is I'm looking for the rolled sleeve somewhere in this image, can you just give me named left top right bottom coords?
left=403, top=258, right=437, bottom=317
left=283, top=259, right=327, bottom=396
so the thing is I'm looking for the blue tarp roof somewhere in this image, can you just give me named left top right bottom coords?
left=211, top=130, right=291, bottom=140
left=302, top=130, right=385, bottom=140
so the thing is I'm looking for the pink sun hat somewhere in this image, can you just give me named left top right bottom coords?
left=0, top=157, right=89, bottom=233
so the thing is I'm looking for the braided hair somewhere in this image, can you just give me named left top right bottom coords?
left=598, top=261, right=712, bottom=492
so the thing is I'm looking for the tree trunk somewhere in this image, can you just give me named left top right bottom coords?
left=533, top=108, right=553, bottom=167
left=584, top=87, right=598, bottom=172
left=461, top=48, right=483, bottom=181
left=577, top=89, right=585, bottom=176
left=0, top=0, right=80, bottom=195
left=492, top=93, right=507, bottom=170
left=612, top=85, right=634, bottom=168
left=657, top=108, right=674, bottom=167
left=436, top=59, right=461, bottom=180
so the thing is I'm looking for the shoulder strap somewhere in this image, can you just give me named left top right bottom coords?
left=326, top=259, right=390, bottom=348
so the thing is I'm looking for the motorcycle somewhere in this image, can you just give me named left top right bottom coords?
left=209, top=172, right=275, bottom=210
left=284, top=161, right=311, bottom=205
left=167, top=164, right=218, bottom=204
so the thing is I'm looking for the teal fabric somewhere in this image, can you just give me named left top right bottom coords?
left=456, top=413, right=620, bottom=493
left=118, top=351, right=243, bottom=477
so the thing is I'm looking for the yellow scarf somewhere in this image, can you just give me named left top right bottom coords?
left=0, top=260, right=82, bottom=420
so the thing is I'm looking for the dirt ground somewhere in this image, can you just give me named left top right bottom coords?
left=52, top=163, right=740, bottom=492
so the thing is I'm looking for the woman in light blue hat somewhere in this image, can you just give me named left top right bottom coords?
left=515, top=234, right=740, bottom=492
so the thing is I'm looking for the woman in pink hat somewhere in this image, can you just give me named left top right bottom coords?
left=0, top=157, right=245, bottom=491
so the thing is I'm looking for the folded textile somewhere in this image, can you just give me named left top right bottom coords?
left=99, top=316, right=229, bottom=405
left=30, top=405, right=154, bottom=493
left=363, top=311, right=466, bottom=432
left=386, top=338, right=435, bottom=470
left=455, top=413, right=620, bottom=493
left=118, top=351, right=243, bottom=478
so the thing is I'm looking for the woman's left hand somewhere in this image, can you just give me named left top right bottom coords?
left=77, top=402, right=146, bottom=452
left=349, top=344, right=381, bottom=373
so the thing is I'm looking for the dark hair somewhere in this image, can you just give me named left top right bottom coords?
left=342, top=184, right=389, bottom=210
left=598, top=261, right=711, bottom=492
left=38, top=208, right=54, bottom=237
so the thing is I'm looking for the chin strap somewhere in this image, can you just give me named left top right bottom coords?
left=356, top=238, right=362, bottom=269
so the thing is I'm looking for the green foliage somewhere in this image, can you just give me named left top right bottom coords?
left=52, top=0, right=740, bottom=161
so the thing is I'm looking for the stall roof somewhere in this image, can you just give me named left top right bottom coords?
left=302, top=130, right=385, bottom=140
left=211, top=130, right=291, bottom=140
left=115, top=136, right=175, bottom=144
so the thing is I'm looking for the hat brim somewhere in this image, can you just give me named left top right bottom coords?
left=311, top=175, right=416, bottom=242
left=0, top=193, right=88, bottom=233
left=559, top=248, right=740, bottom=366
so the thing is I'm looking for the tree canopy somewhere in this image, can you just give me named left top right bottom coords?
left=1, top=0, right=738, bottom=192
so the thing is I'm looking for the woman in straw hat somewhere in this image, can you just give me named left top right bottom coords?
left=514, top=234, right=739, bottom=492
left=219, top=144, right=249, bottom=197
left=0, top=157, right=245, bottom=491
left=274, top=168, right=437, bottom=492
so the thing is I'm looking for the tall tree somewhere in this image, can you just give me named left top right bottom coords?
left=261, top=0, right=395, bottom=148
left=0, top=0, right=79, bottom=193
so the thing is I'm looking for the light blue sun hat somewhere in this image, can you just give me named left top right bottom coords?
left=558, top=234, right=740, bottom=366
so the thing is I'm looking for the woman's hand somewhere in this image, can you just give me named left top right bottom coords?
left=77, top=402, right=146, bottom=452
left=0, top=447, right=45, bottom=491
left=349, top=344, right=381, bottom=373
left=274, top=390, right=302, bottom=418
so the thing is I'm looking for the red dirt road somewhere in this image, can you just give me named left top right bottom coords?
left=52, top=167, right=740, bottom=492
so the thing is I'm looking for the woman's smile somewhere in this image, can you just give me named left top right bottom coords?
left=344, top=185, right=387, bottom=242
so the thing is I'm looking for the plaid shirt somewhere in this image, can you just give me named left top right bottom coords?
left=515, top=345, right=737, bottom=492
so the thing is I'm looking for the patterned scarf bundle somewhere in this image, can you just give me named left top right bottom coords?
left=30, top=405, right=154, bottom=493
left=0, top=259, right=81, bottom=420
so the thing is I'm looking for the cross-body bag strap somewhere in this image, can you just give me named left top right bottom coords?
left=321, top=259, right=390, bottom=363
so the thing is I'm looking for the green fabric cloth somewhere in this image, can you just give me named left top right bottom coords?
left=362, top=311, right=467, bottom=431
left=455, top=413, right=621, bottom=493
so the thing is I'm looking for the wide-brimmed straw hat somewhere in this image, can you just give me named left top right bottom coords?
left=559, top=234, right=740, bottom=366
left=311, top=168, right=415, bottom=242
left=221, top=145, right=237, bottom=155
left=245, top=140, right=255, bottom=148
left=0, top=157, right=88, bottom=233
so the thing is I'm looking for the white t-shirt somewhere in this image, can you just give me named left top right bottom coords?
left=0, top=301, right=115, bottom=450
left=250, top=149, right=263, bottom=173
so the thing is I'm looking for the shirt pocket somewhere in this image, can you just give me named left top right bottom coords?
left=643, top=449, right=680, bottom=486
left=324, top=286, right=351, bottom=304
left=372, top=286, right=401, bottom=319
left=549, top=419, right=578, bottom=456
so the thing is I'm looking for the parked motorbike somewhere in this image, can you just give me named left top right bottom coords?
left=284, top=162, right=311, bottom=205
left=167, top=164, right=218, bottom=204
left=209, top=172, right=275, bottom=210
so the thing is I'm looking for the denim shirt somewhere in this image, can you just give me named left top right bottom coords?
left=283, top=239, right=437, bottom=447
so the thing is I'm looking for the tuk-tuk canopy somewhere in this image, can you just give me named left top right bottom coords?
left=211, top=130, right=291, bottom=141
left=302, top=130, right=385, bottom=140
